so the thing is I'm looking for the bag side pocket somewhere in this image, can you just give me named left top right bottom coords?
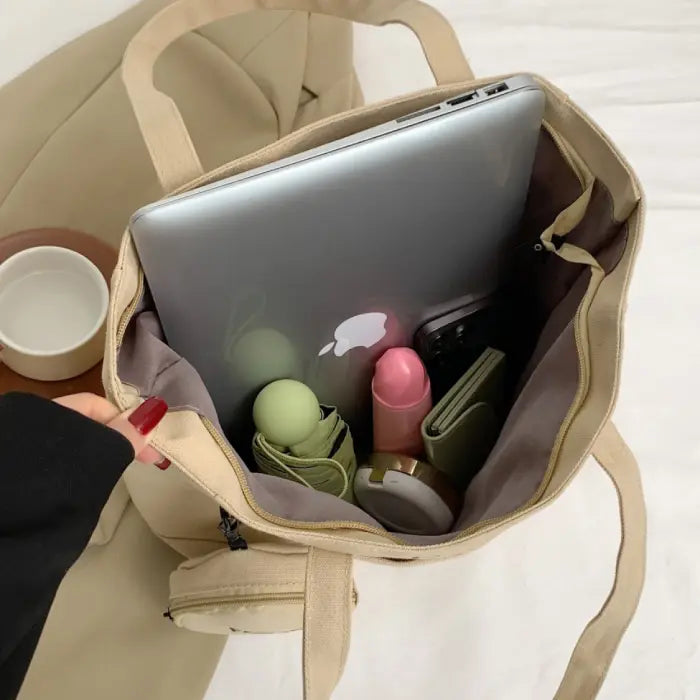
left=169, top=546, right=308, bottom=634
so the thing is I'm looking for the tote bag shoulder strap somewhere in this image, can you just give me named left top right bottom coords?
left=122, top=0, right=473, bottom=193
left=303, top=421, right=646, bottom=699
left=554, top=421, right=646, bottom=699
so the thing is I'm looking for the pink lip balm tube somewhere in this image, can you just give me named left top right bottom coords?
left=372, top=347, right=432, bottom=456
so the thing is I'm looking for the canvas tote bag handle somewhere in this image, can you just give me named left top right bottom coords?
left=303, top=421, right=646, bottom=699
left=122, top=0, right=473, bottom=193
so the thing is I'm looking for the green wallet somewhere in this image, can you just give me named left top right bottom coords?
left=421, top=348, right=506, bottom=490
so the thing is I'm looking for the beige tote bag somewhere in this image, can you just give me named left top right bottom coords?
left=104, top=1, right=646, bottom=698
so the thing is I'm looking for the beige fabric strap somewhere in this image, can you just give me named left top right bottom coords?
left=539, top=162, right=607, bottom=294
left=122, top=0, right=473, bottom=192
left=301, top=422, right=645, bottom=699
left=555, top=421, right=646, bottom=699
left=540, top=157, right=595, bottom=254
left=303, top=547, right=354, bottom=700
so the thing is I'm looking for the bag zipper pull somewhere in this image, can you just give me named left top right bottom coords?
left=218, top=508, right=248, bottom=551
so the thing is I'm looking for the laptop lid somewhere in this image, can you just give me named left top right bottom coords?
left=130, top=75, right=545, bottom=449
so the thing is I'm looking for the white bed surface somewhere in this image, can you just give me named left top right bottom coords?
left=1, top=1, right=698, bottom=698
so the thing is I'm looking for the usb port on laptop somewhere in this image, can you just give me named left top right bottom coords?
left=484, top=82, right=507, bottom=96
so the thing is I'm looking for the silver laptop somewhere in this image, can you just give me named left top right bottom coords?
left=130, top=75, right=545, bottom=448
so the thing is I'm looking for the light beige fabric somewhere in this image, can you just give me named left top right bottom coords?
left=0, top=0, right=360, bottom=243
left=101, top=1, right=647, bottom=698
left=169, top=544, right=310, bottom=633
left=554, top=422, right=646, bottom=699
left=303, top=549, right=354, bottom=700
left=18, top=503, right=224, bottom=700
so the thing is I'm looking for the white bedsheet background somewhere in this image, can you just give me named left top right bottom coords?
left=2, top=1, right=699, bottom=698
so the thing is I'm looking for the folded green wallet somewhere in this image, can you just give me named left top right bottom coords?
left=421, top=347, right=506, bottom=490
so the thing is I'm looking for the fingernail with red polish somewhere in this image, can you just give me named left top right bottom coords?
left=155, top=457, right=171, bottom=471
left=128, top=396, right=168, bottom=435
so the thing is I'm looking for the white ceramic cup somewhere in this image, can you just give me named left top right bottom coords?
left=0, top=246, right=109, bottom=381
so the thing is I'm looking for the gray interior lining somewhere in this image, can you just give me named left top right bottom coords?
left=117, top=126, right=629, bottom=544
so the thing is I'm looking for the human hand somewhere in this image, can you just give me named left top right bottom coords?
left=54, top=393, right=171, bottom=469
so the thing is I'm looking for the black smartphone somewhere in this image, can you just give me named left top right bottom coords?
left=414, top=296, right=509, bottom=401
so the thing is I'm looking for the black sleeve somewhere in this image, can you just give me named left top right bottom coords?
left=0, top=392, right=135, bottom=698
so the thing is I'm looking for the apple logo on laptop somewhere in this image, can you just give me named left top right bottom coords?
left=319, top=313, right=388, bottom=357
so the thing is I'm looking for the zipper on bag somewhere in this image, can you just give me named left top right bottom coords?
left=218, top=508, right=248, bottom=551
left=166, top=587, right=358, bottom=625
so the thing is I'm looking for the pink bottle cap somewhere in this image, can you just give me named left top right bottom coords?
left=372, top=347, right=430, bottom=409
